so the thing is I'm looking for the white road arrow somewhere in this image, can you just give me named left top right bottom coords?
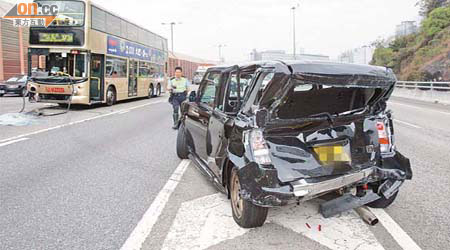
left=161, top=193, right=384, bottom=250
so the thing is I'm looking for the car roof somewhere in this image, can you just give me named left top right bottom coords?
left=207, top=60, right=396, bottom=86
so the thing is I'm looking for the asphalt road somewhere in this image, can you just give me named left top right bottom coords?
left=0, top=95, right=449, bottom=250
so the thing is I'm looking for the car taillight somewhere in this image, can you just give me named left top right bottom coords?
left=377, top=121, right=390, bottom=153
left=249, top=130, right=272, bottom=165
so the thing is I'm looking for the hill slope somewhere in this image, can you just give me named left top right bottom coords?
left=371, top=6, right=450, bottom=81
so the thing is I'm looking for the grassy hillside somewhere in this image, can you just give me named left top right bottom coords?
left=371, top=6, right=450, bottom=81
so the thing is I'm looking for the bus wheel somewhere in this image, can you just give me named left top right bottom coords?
left=106, top=87, right=116, bottom=106
left=156, top=84, right=162, bottom=96
left=148, top=84, right=154, bottom=99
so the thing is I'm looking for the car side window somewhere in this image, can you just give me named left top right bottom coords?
left=222, top=71, right=255, bottom=113
left=199, top=71, right=221, bottom=108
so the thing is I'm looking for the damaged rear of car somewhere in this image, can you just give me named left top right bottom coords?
left=178, top=60, right=412, bottom=228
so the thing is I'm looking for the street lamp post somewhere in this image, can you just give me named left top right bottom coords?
left=216, top=44, right=226, bottom=62
left=292, top=6, right=296, bottom=60
left=161, top=22, right=182, bottom=53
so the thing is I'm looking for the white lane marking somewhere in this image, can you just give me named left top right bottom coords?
left=162, top=194, right=384, bottom=250
left=117, top=110, right=130, bottom=115
left=0, top=138, right=29, bottom=147
left=389, top=102, right=450, bottom=116
left=0, top=100, right=165, bottom=143
left=369, top=208, right=422, bottom=250
left=120, top=159, right=191, bottom=250
left=394, top=119, right=422, bottom=129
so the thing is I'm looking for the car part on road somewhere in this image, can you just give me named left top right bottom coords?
left=354, top=206, right=379, bottom=226
left=367, top=191, right=399, bottom=208
left=319, top=189, right=380, bottom=218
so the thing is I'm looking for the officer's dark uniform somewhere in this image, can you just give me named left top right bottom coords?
left=169, top=77, right=189, bottom=129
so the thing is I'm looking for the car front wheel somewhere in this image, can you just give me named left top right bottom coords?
left=230, top=168, right=268, bottom=228
left=176, top=123, right=189, bottom=159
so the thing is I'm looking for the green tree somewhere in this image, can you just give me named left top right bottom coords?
left=417, top=0, right=449, bottom=17
left=422, top=6, right=450, bottom=36
left=371, top=47, right=395, bottom=68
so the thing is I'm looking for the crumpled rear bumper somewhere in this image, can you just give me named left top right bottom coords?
left=236, top=151, right=412, bottom=207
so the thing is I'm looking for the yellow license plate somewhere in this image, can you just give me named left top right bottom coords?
left=313, top=145, right=351, bottom=164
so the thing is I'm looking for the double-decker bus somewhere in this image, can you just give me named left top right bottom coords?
left=27, top=0, right=169, bottom=106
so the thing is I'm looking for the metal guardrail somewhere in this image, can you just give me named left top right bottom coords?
left=396, top=81, right=450, bottom=91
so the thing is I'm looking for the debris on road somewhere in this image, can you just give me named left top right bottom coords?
left=0, top=113, right=40, bottom=126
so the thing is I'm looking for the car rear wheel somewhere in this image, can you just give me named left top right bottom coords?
left=176, top=123, right=189, bottom=159
left=230, top=168, right=268, bottom=228
left=367, top=191, right=399, bottom=208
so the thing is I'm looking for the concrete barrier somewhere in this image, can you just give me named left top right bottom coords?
left=392, top=81, right=450, bottom=105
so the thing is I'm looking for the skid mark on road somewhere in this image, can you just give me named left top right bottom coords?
left=162, top=193, right=384, bottom=250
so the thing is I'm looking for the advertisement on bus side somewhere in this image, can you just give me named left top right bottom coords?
left=107, top=36, right=165, bottom=64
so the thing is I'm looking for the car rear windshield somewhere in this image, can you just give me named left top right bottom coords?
left=276, top=80, right=384, bottom=119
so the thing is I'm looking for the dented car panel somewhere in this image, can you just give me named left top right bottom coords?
left=179, top=60, right=412, bottom=224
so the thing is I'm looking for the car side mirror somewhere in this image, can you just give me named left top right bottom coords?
left=189, top=91, right=197, bottom=102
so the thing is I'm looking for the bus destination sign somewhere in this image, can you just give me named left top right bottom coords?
left=39, top=33, right=74, bottom=43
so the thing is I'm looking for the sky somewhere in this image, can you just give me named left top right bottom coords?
left=3, top=0, right=421, bottom=62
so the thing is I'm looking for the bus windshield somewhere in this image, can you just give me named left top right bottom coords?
left=31, top=53, right=87, bottom=78
left=35, top=0, right=85, bottom=27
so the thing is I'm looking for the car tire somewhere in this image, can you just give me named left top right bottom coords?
left=367, top=191, right=399, bottom=208
left=106, top=86, right=116, bottom=106
left=176, top=123, right=189, bottom=159
left=230, top=167, right=268, bottom=228
left=0, top=94, right=3, bottom=97
left=148, top=84, right=154, bottom=99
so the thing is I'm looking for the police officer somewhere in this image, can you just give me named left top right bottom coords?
left=168, top=66, right=189, bottom=129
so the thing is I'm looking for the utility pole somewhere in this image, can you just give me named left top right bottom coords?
left=161, top=22, right=182, bottom=53
left=291, top=6, right=297, bottom=60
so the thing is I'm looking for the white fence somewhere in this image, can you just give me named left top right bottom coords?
left=394, top=81, right=450, bottom=104
left=396, top=81, right=450, bottom=91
